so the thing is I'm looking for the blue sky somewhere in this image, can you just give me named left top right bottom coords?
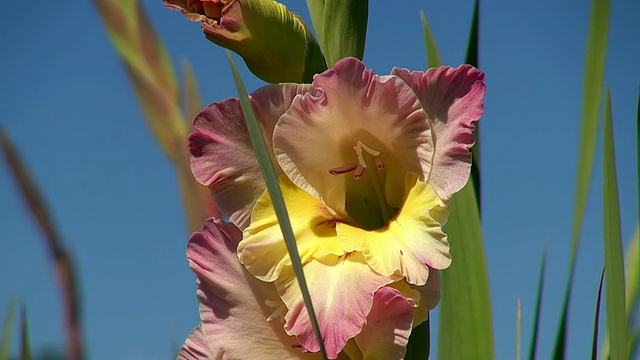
left=1, top=1, right=638, bottom=359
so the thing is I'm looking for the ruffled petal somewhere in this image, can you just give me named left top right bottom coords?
left=337, top=173, right=451, bottom=285
left=354, top=287, right=414, bottom=360
left=274, top=57, right=433, bottom=216
left=275, top=253, right=393, bottom=359
left=188, top=219, right=319, bottom=359
left=177, top=326, right=214, bottom=360
left=238, top=175, right=345, bottom=282
left=392, top=65, right=486, bottom=200
left=189, top=84, right=310, bottom=229
left=390, top=269, right=441, bottom=327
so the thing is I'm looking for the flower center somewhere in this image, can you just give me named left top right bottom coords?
left=329, top=141, right=398, bottom=230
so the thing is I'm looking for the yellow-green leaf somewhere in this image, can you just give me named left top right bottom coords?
left=438, top=181, right=494, bottom=359
left=321, top=0, right=368, bottom=67
left=602, top=87, right=628, bottom=359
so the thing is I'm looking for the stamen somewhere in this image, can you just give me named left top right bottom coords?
left=358, top=141, right=381, bottom=157
left=353, top=140, right=381, bottom=169
left=353, top=164, right=365, bottom=179
left=329, top=163, right=358, bottom=175
left=375, top=158, right=384, bottom=170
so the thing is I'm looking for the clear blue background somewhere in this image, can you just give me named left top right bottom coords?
left=1, top=1, right=638, bottom=359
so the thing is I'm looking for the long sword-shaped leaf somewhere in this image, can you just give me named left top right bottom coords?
left=305, top=0, right=325, bottom=44
left=600, top=226, right=639, bottom=359
left=95, top=0, right=220, bottom=230
left=321, top=0, right=368, bottom=67
left=19, top=308, right=31, bottom=360
left=0, top=128, right=84, bottom=360
left=419, top=11, right=442, bottom=68
left=528, top=248, right=548, bottom=360
left=0, top=299, right=16, bottom=360
left=438, top=182, right=494, bottom=359
left=591, top=269, right=605, bottom=360
left=464, top=0, right=482, bottom=209
left=553, top=0, right=610, bottom=357
left=227, top=53, right=328, bottom=360
left=602, top=87, right=628, bottom=359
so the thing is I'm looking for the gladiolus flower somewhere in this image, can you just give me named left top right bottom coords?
left=164, top=0, right=326, bottom=83
left=188, top=58, right=486, bottom=358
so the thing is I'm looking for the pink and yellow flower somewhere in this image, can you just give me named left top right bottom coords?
left=187, top=58, right=486, bottom=358
left=179, top=219, right=414, bottom=359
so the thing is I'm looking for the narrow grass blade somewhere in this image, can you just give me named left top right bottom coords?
left=404, top=318, right=430, bottom=359
left=591, top=269, right=605, bottom=360
left=438, top=181, right=494, bottom=359
left=19, top=308, right=31, bottom=360
left=227, top=53, right=327, bottom=360
left=321, top=0, right=368, bottom=67
left=0, top=299, right=16, bottom=360
left=95, top=0, right=185, bottom=162
left=0, top=128, right=84, bottom=360
left=464, top=0, right=481, bottom=209
left=599, top=226, right=639, bottom=359
left=602, top=87, right=629, bottom=359
left=517, top=299, right=522, bottom=360
left=553, top=0, right=611, bottom=357
left=419, top=11, right=442, bottom=68
left=528, top=248, right=548, bottom=360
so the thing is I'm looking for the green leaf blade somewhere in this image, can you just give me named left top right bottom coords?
left=553, top=0, right=611, bottom=356
left=527, top=248, right=547, bottom=360
left=321, top=0, right=368, bottom=67
left=602, top=87, right=629, bottom=360
left=19, top=308, right=31, bottom=360
left=438, top=181, right=494, bottom=359
left=419, top=11, right=442, bottom=69
left=227, top=53, right=328, bottom=360
left=0, top=299, right=16, bottom=360
left=591, top=269, right=606, bottom=360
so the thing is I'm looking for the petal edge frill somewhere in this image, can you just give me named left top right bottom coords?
left=354, top=287, right=414, bottom=360
left=274, top=57, right=434, bottom=215
left=188, top=219, right=317, bottom=359
left=189, top=84, right=310, bottom=229
left=392, top=65, right=486, bottom=200
left=177, top=326, right=214, bottom=360
left=238, top=176, right=345, bottom=282
left=275, top=253, right=393, bottom=359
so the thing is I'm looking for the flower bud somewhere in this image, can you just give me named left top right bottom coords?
left=164, top=0, right=326, bottom=83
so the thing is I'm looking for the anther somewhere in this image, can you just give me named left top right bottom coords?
left=353, top=165, right=366, bottom=179
left=329, top=163, right=358, bottom=175
left=375, top=159, right=384, bottom=170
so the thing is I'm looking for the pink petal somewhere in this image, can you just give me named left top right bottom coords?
left=275, top=253, right=393, bottom=359
left=354, top=287, right=414, bottom=360
left=177, top=326, right=214, bottom=360
left=274, top=57, right=433, bottom=216
left=189, top=84, right=310, bottom=229
left=188, top=219, right=317, bottom=359
left=392, top=65, right=486, bottom=200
